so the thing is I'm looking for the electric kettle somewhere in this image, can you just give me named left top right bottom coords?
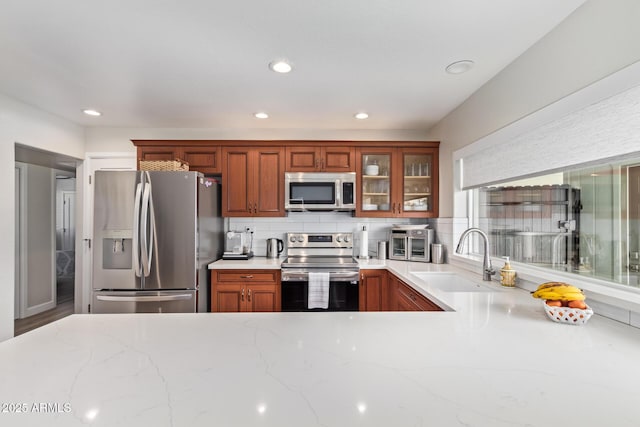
left=266, top=238, right=284, bottom=258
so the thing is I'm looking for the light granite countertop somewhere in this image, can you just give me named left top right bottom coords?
left=2, top=262, right=640, bottom=426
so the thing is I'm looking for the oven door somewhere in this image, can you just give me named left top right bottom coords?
left=280, top=270, right=359, bottom=311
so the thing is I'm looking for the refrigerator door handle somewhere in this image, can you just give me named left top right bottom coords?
left=133, top=181, right=143, bottom=277
left=143, top=172, right=156, bottom=278
left=96, top=294, right=193, bottom=302
left=141, top=176, right=152, bottom=277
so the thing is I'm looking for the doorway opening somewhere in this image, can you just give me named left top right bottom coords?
left=14, top=145, right=79, bottom=336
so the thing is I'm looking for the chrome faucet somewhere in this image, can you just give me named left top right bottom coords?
left=455, top=228, right=495, bottom=281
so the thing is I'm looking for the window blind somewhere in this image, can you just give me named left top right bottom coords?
left=460, top=80, right=640, bottom=190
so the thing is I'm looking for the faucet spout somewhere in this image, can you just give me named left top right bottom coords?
left=455, top=228, right=495, bottom=281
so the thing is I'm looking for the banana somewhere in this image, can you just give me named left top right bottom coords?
left=531, top=282, right=585, bottom=301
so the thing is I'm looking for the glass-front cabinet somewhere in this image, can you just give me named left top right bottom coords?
left=356, top=147, right=438, bottom=218
left=359, top=149, right=393, bottom=216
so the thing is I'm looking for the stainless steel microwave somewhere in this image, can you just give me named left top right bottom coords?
left=285, top=172, right=356, bottom=211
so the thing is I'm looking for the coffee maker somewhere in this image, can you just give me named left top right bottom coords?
left=222, top=230, right=254, bottom=260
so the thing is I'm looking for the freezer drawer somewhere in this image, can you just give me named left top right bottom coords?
left=92, top=290, right=196, bottom=314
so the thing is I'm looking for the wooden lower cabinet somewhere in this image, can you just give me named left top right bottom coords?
left=389, top=273, right=443, bottom=311
left=359, top=269, right=389, bottom=311
left=211, top=269, right=281, bottom=312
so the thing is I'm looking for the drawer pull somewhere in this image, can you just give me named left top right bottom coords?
left=240, top=275, right=254, bottom=279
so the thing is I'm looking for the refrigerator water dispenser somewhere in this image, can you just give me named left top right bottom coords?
left=102, top=230, right=133, bottom=269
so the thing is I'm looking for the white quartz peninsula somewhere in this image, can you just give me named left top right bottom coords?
left=2, top=269, right=640, bottom=426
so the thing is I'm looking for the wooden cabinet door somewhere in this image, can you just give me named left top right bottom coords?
left=285, top=146, right=321, bottom=171
left=247, top=284, right=281, bottom=312
left=356, top=148, right=396, bottom=217
left=359, top=269, right=388, bottom=311
left=222, top=148, right=252, bottom=216
left=286, top=146, right=354, bottom=172
left=322, top=147, right=355, bottom=172
left=211, top=270, right=281, bottom=312
left=396, top=147, right=439, bottom=218
left=252, top=147, right=285, bottom=217
left=181, top=146, right=220, bottom=174
left=212, top=283, right=246, bottom=312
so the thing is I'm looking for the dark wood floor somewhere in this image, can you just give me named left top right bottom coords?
left=14, top=279, right=75, bottom=337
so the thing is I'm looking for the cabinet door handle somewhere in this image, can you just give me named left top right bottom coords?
left=240, top=275, right=254, bottom=279
left=254, top=203, right=258, bottom=214
left=315, top=159, right=320, bottom=169
left=321, top=158, right=325, bottom=170
left=392, top=203, right=396, bottom=213
left=241, top=288, right=245, bottom=301
left=248, top=289, right=252, bottom=302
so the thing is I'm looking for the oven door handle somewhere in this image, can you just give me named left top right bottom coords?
left=281, top=271, right=360, bottom=281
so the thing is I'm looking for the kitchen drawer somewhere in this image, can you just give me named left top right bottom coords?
left=395, top=278, right=442, bottom=311
left=214, top=269, right=280, bottom=284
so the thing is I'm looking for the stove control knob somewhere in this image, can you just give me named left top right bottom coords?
left=336, top=236, right=342, bottom=242
left=343, top=235, right=350, bottom=243
left=289, top=236, right=297, bottom=243
left=296, top=236, right=305, bottom=243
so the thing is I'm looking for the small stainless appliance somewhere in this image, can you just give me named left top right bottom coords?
left=280, top=232, right=359, bottom=311
left=284, top=172, right=356, bottom=211
left=222, top=230, right=254, bottom=260
left=389, top=226, right=434, bottom=262
left=266, top=238, right=284, bottom=258
left=92, top=171, right=223, bottom=313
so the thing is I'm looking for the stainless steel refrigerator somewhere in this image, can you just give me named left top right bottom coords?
left=92, top=171, right=223, bottom=313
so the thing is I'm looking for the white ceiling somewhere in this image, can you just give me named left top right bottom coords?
left=0, top=0, right=586, bottom=131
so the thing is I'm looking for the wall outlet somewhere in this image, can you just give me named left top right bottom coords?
left=245, top=226, right=256, bottom=233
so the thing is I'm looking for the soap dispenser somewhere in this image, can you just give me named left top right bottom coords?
left=500, top=256, right=517, bottom=288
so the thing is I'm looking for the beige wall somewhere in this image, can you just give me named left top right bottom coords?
left=84, top=127, right=430, bottom=153
left=429, top=0, right=640, bottom=217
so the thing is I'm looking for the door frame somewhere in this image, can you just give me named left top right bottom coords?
left=79, top=153, right=137, bottom=314
left=14, top=164, right=26, bottom=319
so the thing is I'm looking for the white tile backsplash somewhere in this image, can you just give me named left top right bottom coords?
left=228, top=212, right=421, bottom=258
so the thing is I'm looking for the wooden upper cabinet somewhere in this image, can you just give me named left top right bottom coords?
left=134, top=141, right=220, bottom=175
left=356, top=146, right=439, bottom=218
left=222, top=146, right=285, bottom=217
left=138, top=146, right=176, bottom=163
left=181, top=146, right=220, bottom=174
left=285, top=146, right=355, bottom=172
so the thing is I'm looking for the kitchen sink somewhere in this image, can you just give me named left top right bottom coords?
left=409, top=272, right=494, bottom=292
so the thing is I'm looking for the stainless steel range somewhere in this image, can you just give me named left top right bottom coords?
left=281, top=232, right=360, bottom=311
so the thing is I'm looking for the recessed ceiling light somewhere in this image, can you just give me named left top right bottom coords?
left=445, top=60, right=475, bottom=74
left=254, top=112, right=269, bottom=119
left=354, top=112, right=369, bottom=120
left=269, top=60, right=292, bottom=74
left=82, top=109, right=101, bottom=116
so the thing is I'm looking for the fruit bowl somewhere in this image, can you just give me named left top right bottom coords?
left=542, top=301, right=593, bottom=325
